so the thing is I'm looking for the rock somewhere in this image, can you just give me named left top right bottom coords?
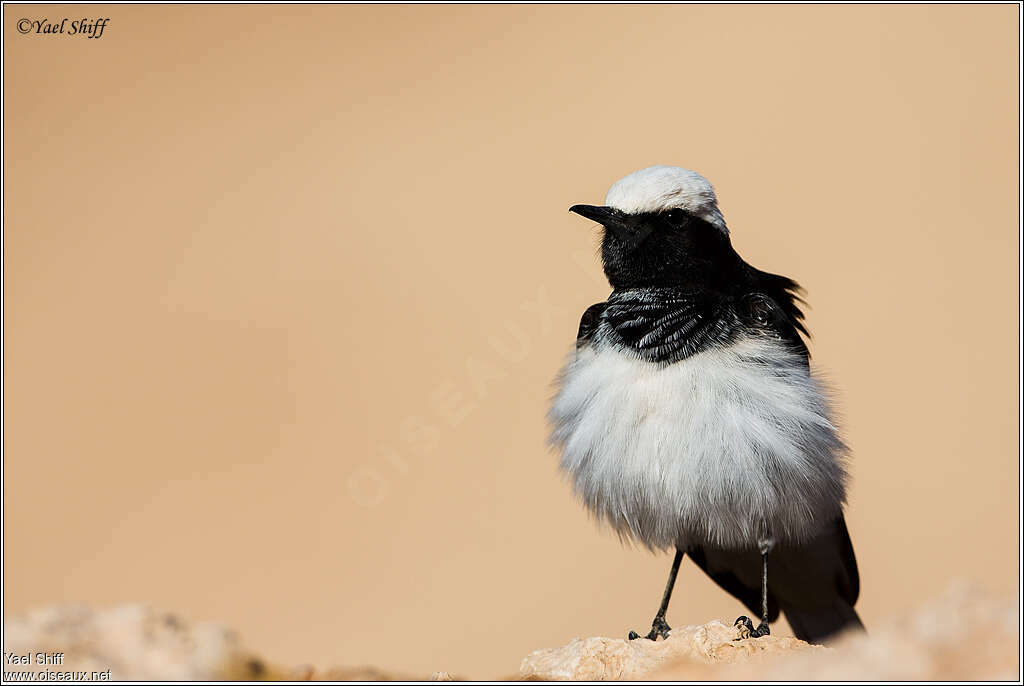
left=520, top=619, right=820, bottom=680
left=522, top=584, right=1019, bottom=681
left=3, top=584, right=1015, bottom=680
left=1, top=604, right=279, bottom=681
left=660, top=582, right=1019, bottom=681
left=1, top=604, right=450, bottom=681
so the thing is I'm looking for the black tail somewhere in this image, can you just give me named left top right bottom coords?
left=784, top=598, right=864, bottom=644
left=690, top=516, right=864, bottom=646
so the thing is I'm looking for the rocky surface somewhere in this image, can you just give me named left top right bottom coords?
left=1, top=604, right=277, bottom=680
left=2, top=584, right=1017, bottom=680
left=1, top=604, right=453, bottom=681
left=520, top=619, right=819, bottom=680
left=523, top=584, right=1019, bottom=681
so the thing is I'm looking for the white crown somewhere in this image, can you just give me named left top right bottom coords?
left=605, top=165, right=727, bottom=233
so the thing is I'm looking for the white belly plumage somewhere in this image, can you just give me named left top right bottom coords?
left=548, top=335, right=848, bottom=550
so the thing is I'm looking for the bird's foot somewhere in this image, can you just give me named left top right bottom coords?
left=628, top=615, right=672, bottom=641
left=733, top=615, right=770, bottom=640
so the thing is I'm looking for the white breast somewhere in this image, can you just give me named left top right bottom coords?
left=548, top=336, right=848, bottom=551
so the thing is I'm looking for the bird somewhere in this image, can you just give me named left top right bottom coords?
left=548, top=165, right=863, bottom=645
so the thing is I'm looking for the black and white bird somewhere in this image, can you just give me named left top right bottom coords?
left=549, top=165, right=863, bottom=644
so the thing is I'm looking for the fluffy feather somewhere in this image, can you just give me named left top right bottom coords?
left=548, top=335, right=848, bottom=551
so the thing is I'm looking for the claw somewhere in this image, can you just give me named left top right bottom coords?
left=651, top=615, right=672, bottom=640
left=733, top=615, right=770, bottom=640
left=628, top=615, right=672, bottom=641
left=734, top=615, right=754, bottom=640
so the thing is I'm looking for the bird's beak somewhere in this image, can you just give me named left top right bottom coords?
left=568, top=205, right=633, bottom=240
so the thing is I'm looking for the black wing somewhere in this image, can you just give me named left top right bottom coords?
left=592, top=283, right=811, bottom=365
left=576, top=270, right=809, bottom=363
left=576, top=302, right=607, bottom=346
left=601, top=289, right=742, bottom=364
left=745, top=268, right=811, bottom=361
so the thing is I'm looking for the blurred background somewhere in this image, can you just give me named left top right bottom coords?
left=3, top=4, right=1019, bottom=679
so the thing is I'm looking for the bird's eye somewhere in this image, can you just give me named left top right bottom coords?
left=665, top=208, right=688, bottom=225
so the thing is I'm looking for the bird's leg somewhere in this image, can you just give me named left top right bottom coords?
left=735, top=533, right=775, bottom=639
left=628, top=549, right=683, bottom=641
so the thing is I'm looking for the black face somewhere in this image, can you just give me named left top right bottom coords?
left=569, top=205, right=738, bottom=290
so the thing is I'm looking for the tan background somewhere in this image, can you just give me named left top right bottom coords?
left=3, top=4, right=1019, bottom=678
